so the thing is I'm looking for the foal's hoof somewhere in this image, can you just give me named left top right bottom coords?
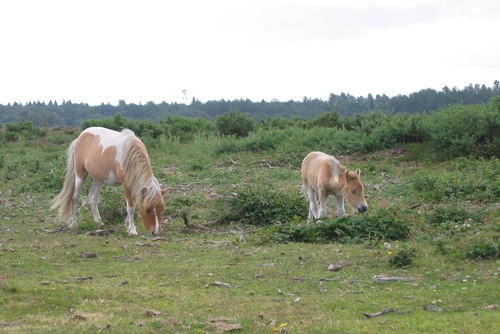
left=128, top=230, right=139, bottom=236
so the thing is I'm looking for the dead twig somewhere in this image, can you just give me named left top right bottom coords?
left=139, top=235, right=169, bottom=241
left=135, top=241, right=154, bottom=247
left=86, top=228, right=117, bottom=236
left=70, top=276, right=93, bottom=281
left=214, top=156, right=239, bottom=168
left=362, top=308, right=411, bottom=318
left=179, top=211, right=216, bottom=232
left=373, top=275, right=414, bottom=283
left=247, top=158, right=289, bottom=168
left=213, top=281, right=232, bottom=288
left=278, top=288, right=295, bottom=296
left=41, top=226, right=72, bottom=233
left=0, top=238, right=14, bottom=243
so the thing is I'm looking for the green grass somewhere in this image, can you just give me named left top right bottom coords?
left=0, top=128, right=499, bottom=333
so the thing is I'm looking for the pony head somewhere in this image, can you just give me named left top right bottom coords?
left=139, top=187, right=169, bottom=235
left=342, top=169, right=368, bottom=214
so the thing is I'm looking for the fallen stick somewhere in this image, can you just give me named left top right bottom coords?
left=40, top=226, right=71, bottom=233
left=139, top=236, right=169, bottom=242
left=213, top=281, right=232, bottom=288
left=0, top=238, right=14, bottom=243
left=278, top=288, right=295, bottom=296
left=362, top=308, right=412, bottom=318
left=373, top=275, right=414, bottom=283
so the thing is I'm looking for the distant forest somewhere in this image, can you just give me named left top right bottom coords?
left=1, top=81, right=499, bottom=127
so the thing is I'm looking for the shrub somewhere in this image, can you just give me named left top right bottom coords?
left=427, top=205, right=483, bottom=226
left=427, top=102, right=500, bottom=158
left=4, top=119, right=47, bottom=141
left=263, top=210, right=412, bottom=244
left=465, top=240, right=500, bottom=260
left=216, top=184, right=308, bottom=225
left=215, top=110, right=256, bottom=138
left=161, top=115, right=216, bottom=143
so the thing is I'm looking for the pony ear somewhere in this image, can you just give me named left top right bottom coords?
left=355, top=168, right=361, bottom=177
left=161, top=188, right=170, bottom=196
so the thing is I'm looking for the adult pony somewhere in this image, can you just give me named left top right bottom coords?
left=301, top=151, right=368, bottom=222
left=51, top=127, right=169, bottom=235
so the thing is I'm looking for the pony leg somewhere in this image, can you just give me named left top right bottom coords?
left=335, top=194, right=345, bottom=218
left=317, top=190, right=328, bottom=219
left=69, top=176, right=85, bottom=227
left=125, top=205, right=138, bottom=235
left=123, top=191, right=138, bottom=236
left=88, top=179, right=104, bottom=225
left=306, top=187, right=318, bottom=222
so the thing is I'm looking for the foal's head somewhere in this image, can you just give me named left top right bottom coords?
left=342, top=169, right=368, bottom=214
left=139, top=188, right=169, bottom=235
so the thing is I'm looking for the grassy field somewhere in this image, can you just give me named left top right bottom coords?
left=0, top=128, right=499, bottom=333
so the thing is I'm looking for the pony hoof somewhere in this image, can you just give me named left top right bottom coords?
left=128, top=230, right=139, bottom=236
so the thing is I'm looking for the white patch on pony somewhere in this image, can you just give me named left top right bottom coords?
left=332, top=163, right=339, bottom=183
left=103, top=171, right=121, bottom=186
left=86, top=127, right=127, bottom=164
left=154, top=208, right=161, bottom=234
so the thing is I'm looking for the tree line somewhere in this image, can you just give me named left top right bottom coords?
left=0, top=81, right=498, bottom=127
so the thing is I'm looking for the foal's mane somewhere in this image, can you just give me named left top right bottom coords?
left=119, top=129, right=162, bottom=207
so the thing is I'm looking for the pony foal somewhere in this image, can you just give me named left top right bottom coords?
left=301, top=151, right=368, bottom=222
left=51, top=127, right=169, bottom=235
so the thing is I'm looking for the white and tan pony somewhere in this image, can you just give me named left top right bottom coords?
left=51, top=127, right=169, bottom=235
left=301, top=151, right=368, bottom=222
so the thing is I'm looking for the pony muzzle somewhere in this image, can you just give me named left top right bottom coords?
left=358, top=204, right=368, bottom=213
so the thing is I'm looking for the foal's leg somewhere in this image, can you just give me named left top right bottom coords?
left=88, top=179, right=104, bottom=225
left=317, top=190, right=328, bottom=219
left=123, top=189, right=138, bottom=236
left=69, top=176, right=86, bottom=227
left=335, top=193, right=345, bottom=218
left=306, top=187, right=318, bottom=222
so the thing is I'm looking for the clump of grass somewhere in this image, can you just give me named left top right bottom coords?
left=464, top=239, right=500, bottom=260
left=0, top=276, right=18, bottom=293
left=389, top=245, right=417, bottom=267
left=261, top=209, right=412, bottom=244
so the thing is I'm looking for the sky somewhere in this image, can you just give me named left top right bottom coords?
left=1, top=0, right=499, bottom=106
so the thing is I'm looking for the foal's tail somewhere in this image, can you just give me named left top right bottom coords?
left=51, top=140, right=77, bottom=221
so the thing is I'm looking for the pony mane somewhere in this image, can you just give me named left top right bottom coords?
left=119, top=129, right=162, bottom=207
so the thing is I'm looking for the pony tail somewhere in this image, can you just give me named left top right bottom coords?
left=51, top=140, right=77, bottom=221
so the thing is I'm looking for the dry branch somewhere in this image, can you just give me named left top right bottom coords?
left=180, top=211, right=215, bottom=232
left=373, top=275, right=414, bottom=283
left=86, top=228, right=117, bottom=236
left=247, top=158, right=289, bottom=168
left=70, top=276, right=93, bottom=281
left=362, top=308, right=411, bottom=318
left=278, top=288, right=295, bottom=296
left=0, top=238, right=14, bottom=243
left=139, top=235, right=169, bottom=242
left=215, top=156, right=239, bottom=168
left=213, top=281, right=232, bottom=288
left=40, top=226, right=72, bottom=233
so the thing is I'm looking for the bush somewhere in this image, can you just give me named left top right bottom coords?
left=263, top=210, right=412, bottom=244
left=4, top=119, right=47, bottom=141
left=465, top=240, right=500, bottom=260
left=427, top=102, right=500, bottom=158
left=215, top=110, right=256, bottom=138
left=427, top=205, right=483, bottom=226
left=216, top=184, right=308, bottom=225
left=161, top=115, right=216, bottom=143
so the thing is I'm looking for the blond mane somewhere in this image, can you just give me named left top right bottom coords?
left=119, top=129, right=162, bottom=207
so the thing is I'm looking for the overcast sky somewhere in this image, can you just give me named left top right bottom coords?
left=1, top=0, right=499, bottom=106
